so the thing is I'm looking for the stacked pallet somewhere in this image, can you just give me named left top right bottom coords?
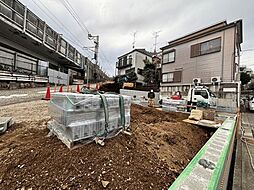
left=161, top=98, right=187, bottom=112
left=48, top=92, right=131, bottom=148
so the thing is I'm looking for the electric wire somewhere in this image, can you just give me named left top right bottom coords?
left=58, top=0, right=112, bottom=74
left=60, top=0, right=112, bottom=74
left=31, top=0, right=93, bottom=59
left=62, top=0, right=113, bottom=73
left=58, top=0, right=90, bottom=35
left=63, top=0, right=90, bottom=34
left=31, top=0, right=83, bottom=48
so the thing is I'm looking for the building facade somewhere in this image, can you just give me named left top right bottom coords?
left=116, top=49, right=153, bottom=84
left=160, top=20, right=242, bottom=97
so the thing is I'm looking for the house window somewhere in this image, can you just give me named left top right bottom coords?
left=128, top=55, right=132, bottom=65
left=162, top=73, right=174, bottom=82
left=123, top=56, right=127, bottom=66
left=200, top=38, right=221, bottom=55
left=118, top=58, right=122, bottom=67
left=190, top=37, right=221, bottom=57
left=162, top=71, right=182, bottom=83
left=173, top=71, right=182, bottom=82
left=163, top=50, right=175, bottom=64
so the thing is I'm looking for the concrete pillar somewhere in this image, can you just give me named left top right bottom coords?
left=36, top=60, right=39, bottom=75
left=66, top=43, right=69, bottom=58
left=56, top=34, right=60, bottom=53
left=22, top=6, right=27, bottom=33
left=13, top=52, right=17, bottom=70
left=43, top=22, right=47, bottom=44
left=74, top=48, right=77, bottom=62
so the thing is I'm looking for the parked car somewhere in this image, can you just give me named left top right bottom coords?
left=249, top=97, right=254, bottom=111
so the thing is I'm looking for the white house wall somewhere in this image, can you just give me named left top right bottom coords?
left=118, top=51, right=152, bottom=83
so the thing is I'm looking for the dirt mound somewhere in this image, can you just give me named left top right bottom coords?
left=0, top=101, right=212, bottom=190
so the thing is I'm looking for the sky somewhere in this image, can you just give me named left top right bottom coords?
left=19, top=0, right=254, bottom=76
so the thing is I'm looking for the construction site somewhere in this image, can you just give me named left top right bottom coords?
left=0, top=83, right=241, bottom=190
left=0, top=88, right=212, bottom=190
left=0, top=0, right=254, bottom=189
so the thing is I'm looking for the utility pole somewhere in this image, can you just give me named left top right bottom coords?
left=132, top=31, right=137, bottom=49
left=152, top=30, right=161, bottom=90
left=153, top=30, right=161, bottom=53
left=88, top=33, right=99, bottom=82
left=88, top=34, right=99, bottom=65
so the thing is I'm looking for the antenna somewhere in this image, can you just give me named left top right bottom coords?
left=132, top=31, right=137, bottom=49
left=153, top=30, right=161, bottom=53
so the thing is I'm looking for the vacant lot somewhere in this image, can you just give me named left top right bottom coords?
left=0, top=101, right=211, bottom=189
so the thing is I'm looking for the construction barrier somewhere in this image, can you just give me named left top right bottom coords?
left=168, top=115, right=237, bottom=190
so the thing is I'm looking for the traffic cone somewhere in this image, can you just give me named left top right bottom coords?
left=59, top=85, right=63, bottom=92
left=76, top=84, right=80, bottom=93
left=42, top=86, right=51, bottom=100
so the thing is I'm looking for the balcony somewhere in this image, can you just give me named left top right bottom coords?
left=116, top=63, right=132, bottom=69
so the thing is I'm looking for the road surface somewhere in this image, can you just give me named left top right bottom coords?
left=0, top=85, right=78, bottom=106
left=233, top=112, right=254, bottom=190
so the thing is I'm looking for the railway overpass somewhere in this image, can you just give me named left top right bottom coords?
left=0, top=0, right=108, bottom=89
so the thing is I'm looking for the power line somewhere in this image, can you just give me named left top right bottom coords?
left=29, top=0, right=111, bottom=76
left=31, top=1, right=85, bottom=50
left=57, top=0, right=112, bottom=74
left=32, top=0, right=81, bottom=47
left=58, top=0, right=90, bottom=35
left=31, top=0, right=94, bottom=59
left=63, top=0, right=90, bottom=34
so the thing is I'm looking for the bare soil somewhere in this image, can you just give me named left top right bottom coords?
left=0, top=101, right=211, bottom=190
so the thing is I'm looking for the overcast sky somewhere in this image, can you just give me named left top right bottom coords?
left=19, top=0, right=254, bottom=76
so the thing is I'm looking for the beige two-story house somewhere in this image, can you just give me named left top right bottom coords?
left=160, top=20, right=243, bottom=97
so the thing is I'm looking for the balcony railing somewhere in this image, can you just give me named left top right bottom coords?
left=116, top=63, right=132, bottom=69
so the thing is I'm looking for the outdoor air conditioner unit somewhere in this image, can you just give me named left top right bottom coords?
left=211, top=76, right=221, bottom=84
left=193, top=78, right=201, bottom=84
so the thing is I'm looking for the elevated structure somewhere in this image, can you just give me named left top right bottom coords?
left=0, top=0, right=108, bottom=88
